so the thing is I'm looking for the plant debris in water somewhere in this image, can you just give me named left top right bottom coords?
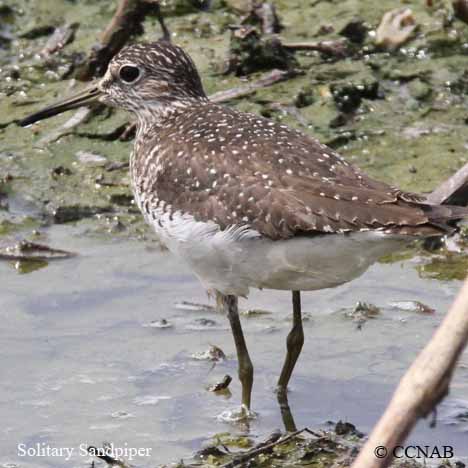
left=0, top=239, right=75, bottom=261
left=344, top=301, right=381, bottom=329
left=418, top=253, right=468, bottom=281
left=224, top=25, right=297, bottom=75
left=191, top=344, right=226, bottom=361
left=207, top=374, right=232, bottom=392
left=390, top=300, right=436, bottom=314
left=143, top=318, right=174, bottom=329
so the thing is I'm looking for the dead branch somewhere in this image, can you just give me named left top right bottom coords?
left=239, top=1, right=282, bottom=34
left=257, top=2, right=281, bottom=34
left=282, top=39, right=350, bottom=58
left=38, top=106, right=96, bottom=145
left=427, top=161, right=468, bottom=206
left=209, top=69, right=297, bottom=103
left=41, top=22, right=79, bottom=57
left=77, top=0, right=168, bottom=81
left=153, top=1, right=171, bottom=42
left=351, top=277, right=468, bottom=468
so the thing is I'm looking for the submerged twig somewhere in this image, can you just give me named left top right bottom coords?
left=282, top=39, right=351, bottom=58
left=119, top=121, right=138, bottom=141
left=37, top=106, right=96, bottom=145
left=0, top=240, right=76, bottom=261
left=210, top=69, right=297, bottom=103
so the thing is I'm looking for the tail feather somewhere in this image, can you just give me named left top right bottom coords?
left=422, top=203, right=468, bottom=233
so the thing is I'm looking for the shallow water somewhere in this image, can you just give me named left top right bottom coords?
left=1, top=222, right=468, bottom=467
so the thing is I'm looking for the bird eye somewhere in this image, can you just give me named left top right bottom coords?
left=119, top=65, right=141, bottom=83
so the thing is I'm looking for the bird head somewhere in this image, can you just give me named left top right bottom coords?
left=19, top=41, right=207, bottom=127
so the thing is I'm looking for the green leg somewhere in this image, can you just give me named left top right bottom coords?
left=220, top=294, right=254, bottom=410
left=277, top=291, right=304, bottom=396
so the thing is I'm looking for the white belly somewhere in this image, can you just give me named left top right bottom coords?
left=147, top=210, right=410, bottom=297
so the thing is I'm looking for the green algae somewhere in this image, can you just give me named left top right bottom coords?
left=418, top=253, right=468, bottom=281
left=0, top=216, right=39, bottom=236
left=212, top=431, right=254, bottom=448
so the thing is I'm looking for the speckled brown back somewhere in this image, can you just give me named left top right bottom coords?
left=132, top=101, right=465, bottom=240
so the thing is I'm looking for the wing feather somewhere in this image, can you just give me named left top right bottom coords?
left=135, top=105, right=460, bottom=240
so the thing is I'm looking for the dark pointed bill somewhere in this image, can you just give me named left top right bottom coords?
left=18, top=86, right=102, bottom=127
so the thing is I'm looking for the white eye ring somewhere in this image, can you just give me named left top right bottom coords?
left=119, top=65, right=141, bottom=83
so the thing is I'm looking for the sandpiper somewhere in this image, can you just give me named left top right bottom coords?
left=20, top=41, right=468, bottom=414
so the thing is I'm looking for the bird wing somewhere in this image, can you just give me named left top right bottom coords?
left=142, top=105, right=455, bottom=240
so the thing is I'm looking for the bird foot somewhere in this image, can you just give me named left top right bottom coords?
left=217, top=404, right=257, bottom=423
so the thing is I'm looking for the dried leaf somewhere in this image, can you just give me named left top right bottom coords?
left=376, top=8, right=417, bottom=50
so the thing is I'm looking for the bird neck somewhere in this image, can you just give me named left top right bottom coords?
left=131, top=99, right=211, bottom=187
left=135, top=96, right=208, bottom=136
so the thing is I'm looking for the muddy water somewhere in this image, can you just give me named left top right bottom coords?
left=1, top=222, right=468, bottom=467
